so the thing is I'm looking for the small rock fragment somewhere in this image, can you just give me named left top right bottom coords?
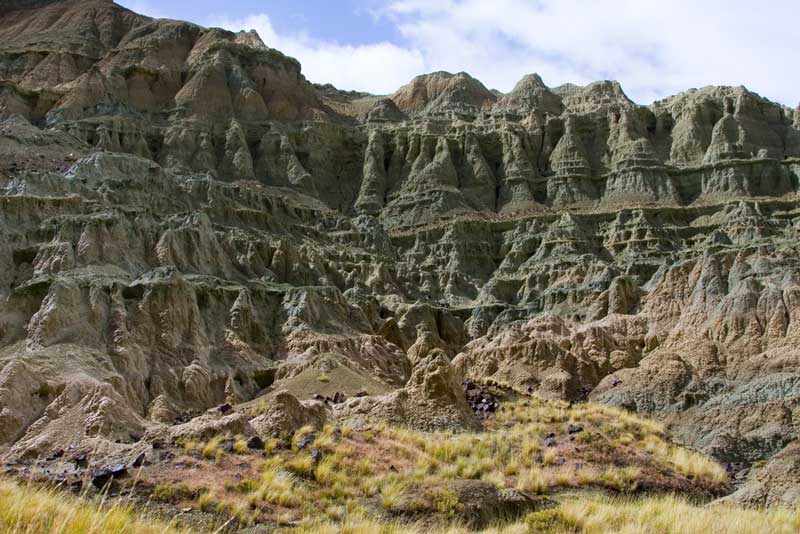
left=91, top=464, right=128, bottom=488
left=296, top=433, right=315, bottom=450
left=131, top=452, right=146, bottom=468
left=246, top=436, right=265, bottom=450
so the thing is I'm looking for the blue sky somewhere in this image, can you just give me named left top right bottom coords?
left=122, top=1, right=397, bottom=46
left=119, top=0, right=798, bottom=107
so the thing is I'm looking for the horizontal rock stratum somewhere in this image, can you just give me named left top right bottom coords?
left=1, top=0, right=799, bottom=509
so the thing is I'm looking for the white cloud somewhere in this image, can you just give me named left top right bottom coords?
left=212, top=1, right=797, bottom=106
left=382, top=0, right=798, bottom=105
left=211, top=14, right=425, bottom=95
left=123, top=0, right=169, bottom=20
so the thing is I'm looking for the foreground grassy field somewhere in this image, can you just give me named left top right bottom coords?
left=2, top=478, right=799, bottom=534
left=293, top=496, right=800, bottom=534
left=2, top=395, right=798, bottom=533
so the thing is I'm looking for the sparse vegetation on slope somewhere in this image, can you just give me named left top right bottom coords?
left=2, top=395, right=796, bottom=533
left=132, top=396, right=730, bottom=529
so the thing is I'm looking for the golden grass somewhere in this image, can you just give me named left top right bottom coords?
left=389, top=397, right=729, bottom=496
left=667, top=446, right=729, bottom=486
left=3, top=476, right=797, bottom=534
left=232, top=437, right=250, bottom=454
left=285, top=495, right=800, bottom=534
left=201, top=436, right=224, bottom=461
left=556, top=494, right=800, bottom=534
left=0, top=478, right=188, bottom=534
left=197, top=491, right=216, bottom=512
left=151, top=483, right=199, bottom=504
left=379, top=477, right=409, bottom=511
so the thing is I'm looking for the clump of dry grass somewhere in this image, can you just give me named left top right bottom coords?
left=667, top=446, right=729, bottom=486
left=151, top=483, right=201, bottom=504
left=197, top=491, right=216, bottom=512
left=232, top=437, right=250, bottom=454
left=253, top=456, right=307, bottom=508
left=379, top=477, right=409, bottom=511
left=202, top=436, right=225, bottom=461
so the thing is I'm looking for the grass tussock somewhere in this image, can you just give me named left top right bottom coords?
left=666, top=446, right=729, bottom=486
left=151, top=483, right=201, bottom=504
left=0, top=478, right=189, bottom=534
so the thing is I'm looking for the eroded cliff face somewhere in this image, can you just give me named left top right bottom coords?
left=1, top=0, right=799, bottom=506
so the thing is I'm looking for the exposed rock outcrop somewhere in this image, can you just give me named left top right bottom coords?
left=392, top=71, right=496, bottom=116
left=721, top=443, right=800, bottom=507
left=334, top=349, right=479, bottom=431
left=249, top=390, right=326, bottom=438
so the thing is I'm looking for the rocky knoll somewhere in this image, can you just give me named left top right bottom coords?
left=1, top=0, right=800, bottom=507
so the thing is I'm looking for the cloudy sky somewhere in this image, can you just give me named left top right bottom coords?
left=120, top=0, right=798, bottom=106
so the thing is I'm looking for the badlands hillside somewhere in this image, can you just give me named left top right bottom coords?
left=0, top=1, right=799, bottom=532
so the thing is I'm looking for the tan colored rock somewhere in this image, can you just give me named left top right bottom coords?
left=354, top=130, right=387, bottom=215
left=721, top=443, right=800, bottom=507
left=391, top=71, right=496, bottom=115
left=221, top=119, right=255, bottom=182
left=249, top=390, right=326, bottom=437
left=495, top=74, right=563, bottom=116
left=548, top=115, right=595, bottom=206
left=559, top=80, right=634, bottom=115
left=454, top=314, right=647, bottom=398
left=169, top=411, right=255, bottom=443
left=8, top=379, right=148, bottom=460
left=363, top=98, right=405, bottom=123
left=335, top=349, right=478, bottom=432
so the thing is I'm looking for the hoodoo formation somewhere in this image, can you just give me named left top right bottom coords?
left=0, top=1, right=799, bottom=530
